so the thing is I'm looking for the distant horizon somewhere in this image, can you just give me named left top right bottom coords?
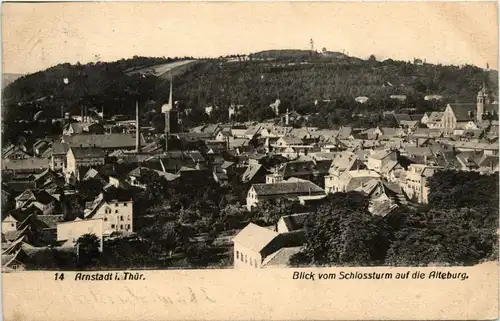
left=3, top=49, right=497, bottom=76
left=2, top=2, right=498, bottom=74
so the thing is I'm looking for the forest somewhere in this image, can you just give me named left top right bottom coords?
left=3, top=53, right=498, bottom=126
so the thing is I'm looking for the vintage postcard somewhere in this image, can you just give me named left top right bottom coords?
left=1, top=1, right=498, bottom=320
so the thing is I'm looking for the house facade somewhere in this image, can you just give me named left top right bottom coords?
left=57, top=218, right=104, bottom=252
left=66, top=147, right=106, bottom=175
left=402, top=164, right=442, bottom=204
left=84, top=192, right=134, bottom=233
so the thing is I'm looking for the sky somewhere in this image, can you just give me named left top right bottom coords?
left=2, top=1, right=498, bottom=74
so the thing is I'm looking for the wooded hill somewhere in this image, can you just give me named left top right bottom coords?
left=2, top=52, right=498, bottom=126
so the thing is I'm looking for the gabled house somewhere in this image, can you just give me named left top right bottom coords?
left=354, top=179, right=405, bottom=216
left=83, top=188, right=134, bottom=234
left=367, top=149, right=398, bottom=172
left=66, top=147, right=106, bottom=177
left=402, top=164, right=443, bottom=204
left=241, top=162, right=268, bottom=184
left=326, top=169, right=381, bottom=194
left=232, top=222, right=304, bottom=269
left=14, top=189, right=56, bottom=214
left=3, top=144, right=30, bottom=160
left=246, top=179, right=325, bottom=210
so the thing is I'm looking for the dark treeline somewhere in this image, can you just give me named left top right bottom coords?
left=2, top=54, right=498, bottom=144
left=290, top=170, right=499, bottom=267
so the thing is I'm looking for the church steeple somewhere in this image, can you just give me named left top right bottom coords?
left=476, top=83, right=488, bottom=122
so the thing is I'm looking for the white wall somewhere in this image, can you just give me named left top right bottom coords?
left=93, top=200, right=134, bottom=232
left=234, top=243, right=262, bottom=269
left=57, top=218, right=104, bottom=251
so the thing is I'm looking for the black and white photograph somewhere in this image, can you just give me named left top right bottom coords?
left=1, top=1, right=498, bottom=275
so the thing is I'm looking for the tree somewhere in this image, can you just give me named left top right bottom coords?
left=292, top=192, right=382, bottom=266
left=185, top=242, right=213, bottom=267
left=428, top=170, right=499, bottom=211
left=76, top=233, right=101, bottom=268
left=386, top=208, right=498, bottom=266
left=252, top=197, right=305, bottom=226
left=138, top=170, right=168, bottom=202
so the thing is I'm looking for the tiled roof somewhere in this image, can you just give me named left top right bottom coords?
left=241, top=163, right=264, bottom=183
left=62, top=133, right=145, bottom=149
left=232, top=223, right=279, bottom=252
left=280, top=213, right=311, bottom=232
left=448, top=103, right=476, bottom=122
left=261, top=246, right=302, bottom=267
left=369, top=149, right=394, bottom=160
left=252, top=180, right=324, bottom=197
left=70, top=147, right=106, bottom=159
left=36, top=215, right=64, bottom=229
left=329, top=151, right=359, bottom=174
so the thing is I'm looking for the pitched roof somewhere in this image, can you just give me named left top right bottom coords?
left=279, top=213, right=311, bottom=232
left=369, top=149, right=394, bottom=160
left=241, top=163, right=264, bottom=183
left=329, top=151, right=359, bottom=174
left=62, top=133, right=145, bottom=149
left=448, top=103, right=476, bottom=122
left=252, top=180, right=324, bottom=197
left=36, top=215, right=64, bottom=229
left=232, top=223, right=279, bottom=252
left=261, top=246, right=302, bottom=267
left=70, top=147, right=106, bottom=159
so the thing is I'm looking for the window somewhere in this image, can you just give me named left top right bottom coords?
left=115, top=203, right=119, bottom=207
left=111, top=224, right=115, bottom=228
left=104, top=217, right=108, bottom=222
left=115, top=210, right=118, bottom=214
left=120, top=216, right=124, bottom=221
left=123, top=202, right=128, bottom=206
left=236, top=251, right=239, bottom=259
left=120, top=225, right=123, bottom=229
left=126, top=224, right=130, bottom=229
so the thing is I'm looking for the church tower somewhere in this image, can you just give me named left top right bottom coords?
left=476, top=83, right=488, bottom=122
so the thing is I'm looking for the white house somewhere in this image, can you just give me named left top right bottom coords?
left=367, top=149, right=398, bottom=172
left=402, top=164, right=442, bottom=204
left=83, top=191, right=134, bottom=234
left=57, top=218, right=104, bottom=252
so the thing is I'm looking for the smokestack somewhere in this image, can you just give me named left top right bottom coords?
left=81, top=106, right=84, bottom=122
left=84, top=106, right=87, bottom=122
left=135, top=100, right=140, bottom=153
left=285, top=108, right=289, bottom=126
left=164, top=74, right=173, bottom=152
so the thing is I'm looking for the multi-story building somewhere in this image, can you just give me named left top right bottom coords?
left=402, top=164, right=442, bottom=204
left=66, top=147, right=105, bottom=176
left=83, top=190, right=134, bottom=234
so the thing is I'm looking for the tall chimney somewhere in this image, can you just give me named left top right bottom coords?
left=135, top=99, right=140, bottom=153
left=164, top=75, right=173, bottom=152
left=285, top=108, right=289, bottom=126
left=81, top=106, right=84, bottom=122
